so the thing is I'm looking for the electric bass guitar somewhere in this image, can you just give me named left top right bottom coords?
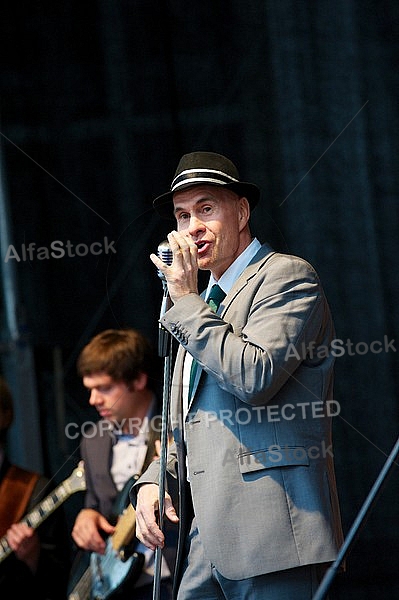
left=0, top=460, right=86, bottom=564
left=68, top=477, right=144, bottom=600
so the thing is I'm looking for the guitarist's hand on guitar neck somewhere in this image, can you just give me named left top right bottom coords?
left=72, top=509, right=115, bottom=555
left=6, top=521, right=40, bottom=572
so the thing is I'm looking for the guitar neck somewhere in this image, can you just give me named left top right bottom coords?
left=68, top=565, right=91, bottom=600
left=0, top=465, right=85, bottom=564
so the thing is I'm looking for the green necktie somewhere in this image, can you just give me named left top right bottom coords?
left=188, top=284, right=226, bottom=397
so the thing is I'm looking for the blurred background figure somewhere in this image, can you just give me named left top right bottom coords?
left=0, top=375, right=71, bottom=599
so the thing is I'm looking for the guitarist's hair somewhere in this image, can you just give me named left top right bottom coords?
left=77, top=328, right=157, bottom=390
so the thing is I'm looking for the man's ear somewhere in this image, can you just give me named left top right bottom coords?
left=238, top=197, right=250, bottom=229
left=129, top=372, right=148, bottom=392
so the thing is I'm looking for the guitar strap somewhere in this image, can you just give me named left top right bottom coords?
left=0, top=464, right=40, bottom=537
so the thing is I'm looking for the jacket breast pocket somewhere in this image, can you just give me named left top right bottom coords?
left=237, top=445, right=310, bottom=474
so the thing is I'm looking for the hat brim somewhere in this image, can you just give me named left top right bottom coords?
left=153, top=181, right=260, bottom=220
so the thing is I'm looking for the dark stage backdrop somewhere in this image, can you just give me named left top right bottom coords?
left=0, top=2, right=398, bottom=597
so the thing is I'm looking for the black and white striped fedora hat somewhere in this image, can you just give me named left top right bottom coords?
left=153, top=151, right=260, bottom=219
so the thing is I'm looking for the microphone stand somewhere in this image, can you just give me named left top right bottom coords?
left=312, top=433, right=399, bottom=600
left=153, top=281, right=173, bottom=600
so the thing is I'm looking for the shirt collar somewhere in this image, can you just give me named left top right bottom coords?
left=110, top=395, right=156, bottom=440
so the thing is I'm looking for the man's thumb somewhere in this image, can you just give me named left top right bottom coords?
left=164, top=498, right=179, bottom=523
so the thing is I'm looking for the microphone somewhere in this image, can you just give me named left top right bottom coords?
left=157, top=240, right=173, bottom=283
left=156, top=240, right=173, bottom=357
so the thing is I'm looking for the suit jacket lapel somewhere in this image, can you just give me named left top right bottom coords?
left=221, top=243, right=276, bottom=314
left=174, top=244, right=277, bottom=413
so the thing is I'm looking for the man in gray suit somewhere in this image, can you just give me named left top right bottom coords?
left=131, top=151, right=344, bottom=599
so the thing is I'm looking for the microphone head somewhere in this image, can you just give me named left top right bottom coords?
left=157, top=240, right=173, bottom=280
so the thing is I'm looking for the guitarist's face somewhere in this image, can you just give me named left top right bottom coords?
left=83, top=372, right=138, bottom=428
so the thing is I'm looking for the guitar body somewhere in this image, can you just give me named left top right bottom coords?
left=68, top=478, right=145, bottom=600
left=90, top=540, right=144, bottom=600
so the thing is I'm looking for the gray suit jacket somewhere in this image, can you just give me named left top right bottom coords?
left=132, top=243, right=344, bottom=582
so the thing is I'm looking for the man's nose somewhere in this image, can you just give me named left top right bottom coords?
left=89, top=389, right=101, bottom=405
left=188, top=215, right=205, bottom=234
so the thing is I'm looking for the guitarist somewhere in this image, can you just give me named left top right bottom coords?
left=70, top=328, right=175, bottom=600
left=0, top=376, right=71, bottom=599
